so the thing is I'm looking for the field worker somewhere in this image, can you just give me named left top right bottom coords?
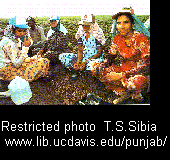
left=46, top=15, right=68, bottom=40
left=111, top=6, right=150, bottom=40
left=59, top=14, right=106, bottom=78
left=37, top=17, right=71, bottom=75
left=105, top=6, right=150, bottom=61
left=0, top=16, right=50, bottom=97
left=26, top=16, right=46, bottom=57
left=26, top=16, right=46, bottom=43
left=91, top=8, right=150, bottom=104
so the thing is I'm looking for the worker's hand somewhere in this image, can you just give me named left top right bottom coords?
left=23, top=36, right=31, bottom=47
left=37, top=49, right=44, bottom=56
left=100, top=72, right=123, bottom=82
left=73, top=61, right=81, bottom=70
left=79, top=61, right=87, bottom=71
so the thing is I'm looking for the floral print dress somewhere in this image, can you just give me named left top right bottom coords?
left=91, top=31, right=150, bottom=95
left=0, top=36, right=49, bottom=82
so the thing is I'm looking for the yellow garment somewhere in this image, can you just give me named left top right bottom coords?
left=0, top=37, right=49, bottom=82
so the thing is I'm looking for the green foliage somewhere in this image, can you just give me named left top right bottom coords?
left=136, top=15, right=149, bottom=24
left=0, top=15, right=149, bottom=34
left=0, top=18, right=10, bottom=29
left=0, top=15, right=149, bottom=50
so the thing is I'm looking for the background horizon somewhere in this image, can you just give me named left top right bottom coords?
left=0, top=0, right=150, bottom=18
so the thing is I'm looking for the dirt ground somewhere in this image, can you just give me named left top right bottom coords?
left=0, top=63, right=150, bottom=105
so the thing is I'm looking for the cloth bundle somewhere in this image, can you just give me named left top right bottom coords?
left=8, top=76, right=32, bottom=105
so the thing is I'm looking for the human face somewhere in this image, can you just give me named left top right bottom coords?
left=14, top=28, right=27, bottom=38
left=82, top=25, right=90, bottom=32
left=116, top=15, right=133, bottom=36
left=50, top=20, right=58, bottom=28
left=27, top=21, right=35, bottom=29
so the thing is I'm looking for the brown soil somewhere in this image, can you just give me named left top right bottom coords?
left=0, top=63, right=150, bottom=105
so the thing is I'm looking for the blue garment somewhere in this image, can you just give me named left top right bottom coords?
left=59, top=33, right=104, bottom=71
left=10, top=16, right=29, bottom=29
left=132, top=15, right=150, bottom=39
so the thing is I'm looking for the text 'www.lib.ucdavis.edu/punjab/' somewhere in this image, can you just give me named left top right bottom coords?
left=2, top=120, right=168, bottom=149
left=4, top=135, right=167, bottom=149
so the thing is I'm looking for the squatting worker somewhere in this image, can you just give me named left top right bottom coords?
left=59, top=14, right=106, bottom=78
left=0, top=16, right=50, bottom=98
left=26, top=16, right=46, bottom=57
left=91, top=8, right=150, bottom=104
left=26, top=16, right=46, bottom=44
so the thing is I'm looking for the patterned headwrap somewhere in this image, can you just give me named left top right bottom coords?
left=4, top=16, right=30, bottom=43
left=4, top=25, right=18, bottom=43
left=4, top=24, right=30, bottom=44
left=75, top=22, right=106, bottom=45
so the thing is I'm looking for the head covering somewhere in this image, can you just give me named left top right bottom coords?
left=26, top=16, right=36, bottom=23
left=76, top=15, right=106, bottom=45
left=78, top=14, right=94, bottom=25
left=111, top=7, right=150, bottom=40
left=47, top=15, right=68, bottom=35
left=4, top=16, right=30, bottom=43
left=10, top=16, right=29, bottom=29
left=49, top=15, right=60, bottom=21
left=49, top=15, right=61, bottom=32
left=4, top=25, right=18, bottom=43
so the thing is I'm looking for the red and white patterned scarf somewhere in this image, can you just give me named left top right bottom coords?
left=75, top=22, right=106, bottom=45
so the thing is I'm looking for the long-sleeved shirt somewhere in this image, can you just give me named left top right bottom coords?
left=29, top=25, right=46, bottom=44
left=108, top=31, right=150, bottom=76
left=0, top=37, right=28, bottom=69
